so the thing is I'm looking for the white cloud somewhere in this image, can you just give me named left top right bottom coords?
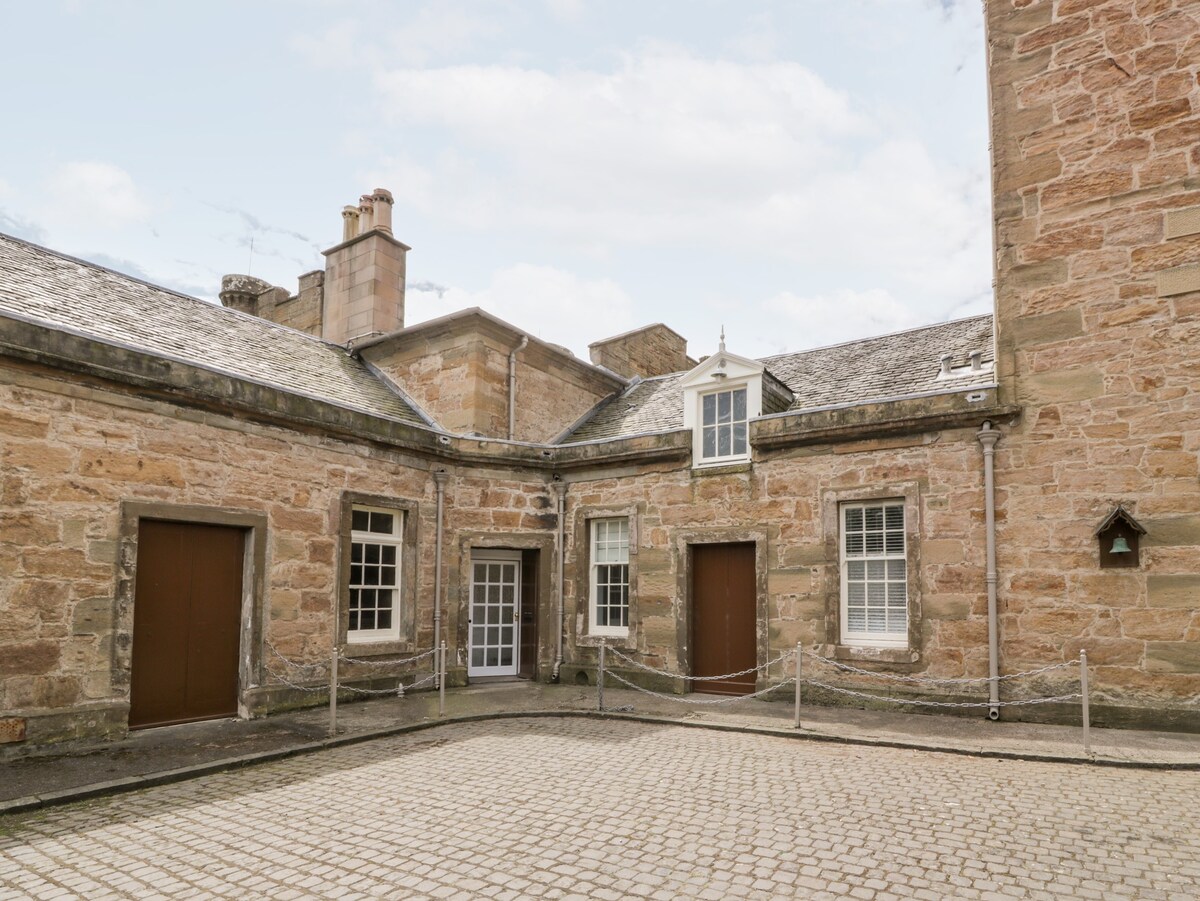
left=291, top=6, right=498, bottom=70
left=47, top=162, right=150, bottom=228
left=543, top=0, right=586, bottom=22
left=289, top=19, right=361, bottom=69
left=406, top=263, right=636, bottom=357
left=762, top=288, right=920, bottom=350
left=370, top=48, right=990, bottom=310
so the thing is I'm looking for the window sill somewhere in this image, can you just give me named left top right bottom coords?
left=578, top=632, right=636, bottom=651
left=341, top=639, right=416, bottom=658
left=831, top=644, right=919, bottom=665
left=691, top=460, right=752, bottom=477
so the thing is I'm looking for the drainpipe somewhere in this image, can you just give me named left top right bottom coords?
left=508, top=335, right=528, bottom=440
left=977, top=421, right=1001, bottom=720
left=433, top=469, right=448, bottom=687
left=552, top=479, right=568, bottom=681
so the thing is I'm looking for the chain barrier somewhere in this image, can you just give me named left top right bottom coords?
left=266, top=639, right=327, bottom=674
left=338, top=647, right=439, bottom=668
left=802, top=678, right=1083, bottom=709
left=605, top=645, right=794, bottom=682
left=605, top=668, right=796, bottom=706
left=264, top=638, right=439, bottom=702
left=263, top=663, right=328, bottom=693
left=339, top=671, right=439, bottom=696
left=809, top=653, right=1080, bottom=686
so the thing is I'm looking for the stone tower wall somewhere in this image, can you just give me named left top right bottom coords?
left=987, top=0, right=1200, bottom=716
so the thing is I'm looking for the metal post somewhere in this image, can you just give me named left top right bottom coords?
left=794, top=642, right=802, bottom=729
left=598, top=640, right=606, bottom=712
left=329, top=646, right=339, bottom=738
left=438, top=641, right=446, bottom=718
left=1080, top=648, right=1090, bottom=757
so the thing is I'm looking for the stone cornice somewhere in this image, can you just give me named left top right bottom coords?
left=752, top=386, right=1020, bottom=451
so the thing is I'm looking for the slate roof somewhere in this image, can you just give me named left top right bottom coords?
left=0, top=233, right=426, bottom=426
left=562, top=315, right=995, bottom=443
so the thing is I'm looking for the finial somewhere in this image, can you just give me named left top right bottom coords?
left=719, top=325, right=726, bottom=353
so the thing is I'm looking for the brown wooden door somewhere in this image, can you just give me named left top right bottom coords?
left=519, top=550, right=539, bottom=679
left=691, top=543, right=757, bottom=695
left=130, top=520, right=244, bottom=729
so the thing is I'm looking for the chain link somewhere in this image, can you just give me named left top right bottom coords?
left=262, top=664, right=328, bottom=693
left=803, top=679, right=1083, bottom=709
left=265, top=641, right=438, bottom=696
left=339, top=647, right=438, bottom=668
left=605, top=668, right=795, bottom=706
left=265, top=639, right=327, bottom=673
left=605, top=645, right=794, bottom=682
left=339, top=672, right=438, bottom=696
left=808, top=654, right=1080, bottom=686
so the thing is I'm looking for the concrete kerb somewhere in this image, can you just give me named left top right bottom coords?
left=3, top=707, right=1197, bottom=818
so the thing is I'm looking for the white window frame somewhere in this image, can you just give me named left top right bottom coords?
left=347, top=505, right=404, bottom=643
left=589, top=517, right=630, bottom=638
left=840, top=500, right=908, bottom=648
left=698, top=385, right=749, bottom=464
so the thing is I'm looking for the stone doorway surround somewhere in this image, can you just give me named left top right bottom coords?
left=673, top=527, right=770, bottom=690
left=116, top=502, right=268, bottom=731
left=454, top=531, right=555, bottom=683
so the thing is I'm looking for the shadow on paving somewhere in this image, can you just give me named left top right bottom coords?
left=2, top=681, right=1198, bottom=811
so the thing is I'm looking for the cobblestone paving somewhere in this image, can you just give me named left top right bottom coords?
left=1, top=718, right=1198, bottom=900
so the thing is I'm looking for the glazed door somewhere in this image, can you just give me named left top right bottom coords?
left=691, top=542, right=757, bottom=696
left=468, top=551, right=521, bottom=677
left=130, top=520, right=245, bottom=729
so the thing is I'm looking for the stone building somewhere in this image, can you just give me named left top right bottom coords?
left=1, top=0, right=1198, bottom=748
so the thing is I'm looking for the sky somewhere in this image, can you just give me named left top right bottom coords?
left=0, top=0, right=991, bottom=362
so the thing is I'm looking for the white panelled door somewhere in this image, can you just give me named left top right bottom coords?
left=468, top=551, right=521, bottom=677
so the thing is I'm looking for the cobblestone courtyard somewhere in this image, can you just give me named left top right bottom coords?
left=1, top=718, right=1198, bottom=900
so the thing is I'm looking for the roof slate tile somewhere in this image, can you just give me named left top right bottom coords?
left=563, top=315, right=995, bottom=443
left=0, top=234, right=425, bottom=426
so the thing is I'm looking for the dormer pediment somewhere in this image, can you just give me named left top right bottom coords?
left=679, top=349, right=764, bottom=388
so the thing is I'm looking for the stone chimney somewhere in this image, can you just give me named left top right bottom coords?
left=589, top=324, right=692, bottom=378
left=321, top=188, right=408, bottom=345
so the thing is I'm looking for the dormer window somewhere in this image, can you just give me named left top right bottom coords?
left=701, top=387, right=748, bottom=461
left=679, top=336, right=791, bottom=469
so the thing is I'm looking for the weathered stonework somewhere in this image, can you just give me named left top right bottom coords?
left=988, top=0, right=1200, bottom=726
left=362, top=311, right=623, bottom=442
left=588, top=324, right=693, bottom=378
left=2, top=2, right=1199, bottom=751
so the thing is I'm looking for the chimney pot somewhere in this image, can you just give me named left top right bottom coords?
left=969, top=350, right=983, bottom=371
left=940, top=354, right=954, bottom=376
left=358, top=194, right=375, bottom=233
left=371, top=188, right=394, bottom=235
left=341, top=205, right=360, bottom=242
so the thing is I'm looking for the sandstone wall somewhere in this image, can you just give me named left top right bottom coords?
left=988, top=0, right=1200, bottom=715
left=557, top=429, right=999, bottom=693
left=0, top=354, right=584, bottom=747
left=588, top=324, right=691, bottom=378
left=366, top=328, right=619, bottom=442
